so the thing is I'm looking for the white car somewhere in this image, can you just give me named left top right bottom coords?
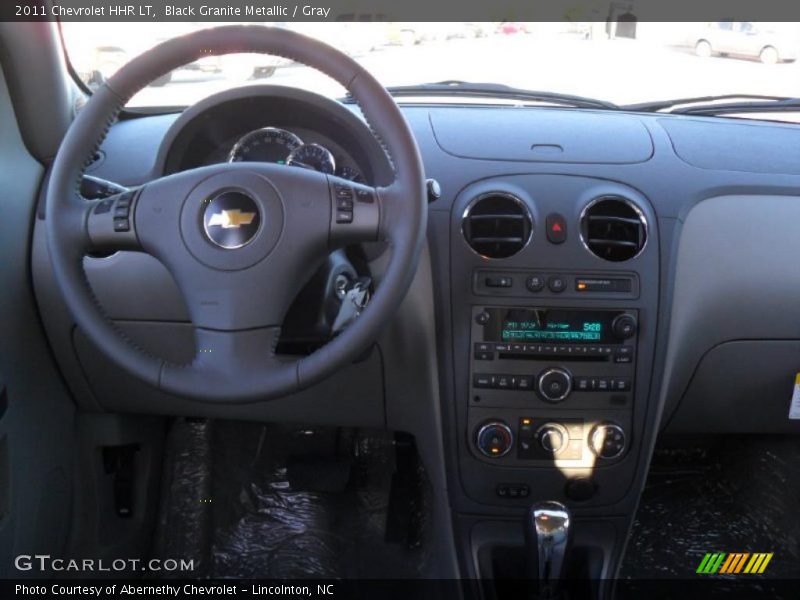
left=690, top=22, right=799, bottom=64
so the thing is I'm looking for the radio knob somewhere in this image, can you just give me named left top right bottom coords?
left=611, top=314, right=637, bottom=340
left=589, top=423, right=626, bottom=459
left=536, top=422, right=569, bottom=455
left=537, top=367, right=573, bottom=403
left=475, top=421, right=514, bottom=458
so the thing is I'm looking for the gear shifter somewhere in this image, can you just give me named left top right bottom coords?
left=525, top=501, right=572, bottom=599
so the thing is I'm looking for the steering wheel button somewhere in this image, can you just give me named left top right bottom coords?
left=335, top=210, right=354, bottom=224
left=94, top=199, right=113, bottom=214
left=113, top=206, right=130, bottom=218
left=336, top=197, right=354, bottom=210
left=113, top=218, right=130, bottom=232
left=355, top=188, right=374, bottom=203
left=335, top=185, right=353, bottom=198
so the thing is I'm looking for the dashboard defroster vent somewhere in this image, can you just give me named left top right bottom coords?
left=580, top=197, right=647, bottom=262
left=462, top=193, right=532, bottom=259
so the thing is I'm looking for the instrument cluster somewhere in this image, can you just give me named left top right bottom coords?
left=228, top=126, right=364, bottom=182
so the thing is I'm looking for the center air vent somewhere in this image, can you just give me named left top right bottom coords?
left=462, top=193, right=532, bottom=259
left=580, top=197, right=647, bottom=261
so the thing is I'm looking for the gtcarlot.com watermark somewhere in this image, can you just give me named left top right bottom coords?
left=14, top=554, right=195, bottom=573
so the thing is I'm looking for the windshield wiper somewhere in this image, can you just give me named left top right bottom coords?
left=344, top=80, right=619, bottom=110
left=622, top=94, right=792, bottom=114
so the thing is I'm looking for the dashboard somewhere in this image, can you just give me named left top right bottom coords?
left=32, top=87, right=800, bottom=531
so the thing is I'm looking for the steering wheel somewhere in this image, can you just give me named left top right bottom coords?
left=46, top=26, right=426, bottom=402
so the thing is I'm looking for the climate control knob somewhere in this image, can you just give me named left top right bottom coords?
left=611, top=313, right=637, bottom=340
left=589, top=423, right=626, bottom=459
left=476, top=421, right=514, bottom=458
left=537, top=368, right=573, bottom=403
left=536, top=423, right=569, bottom=455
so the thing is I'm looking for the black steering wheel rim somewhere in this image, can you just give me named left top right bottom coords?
left=46, top=25, right=427, bottom=403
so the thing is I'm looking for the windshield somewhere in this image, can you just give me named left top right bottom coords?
left=61, top=21, right=800, bottom=117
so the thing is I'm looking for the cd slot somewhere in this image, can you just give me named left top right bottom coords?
left=498, top=351, right=609, bottom=362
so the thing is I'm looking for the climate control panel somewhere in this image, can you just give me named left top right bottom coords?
left=471, top=415, right=629, bottom=466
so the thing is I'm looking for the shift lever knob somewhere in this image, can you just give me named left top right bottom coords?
left=525, top=501, right=572, bottom=600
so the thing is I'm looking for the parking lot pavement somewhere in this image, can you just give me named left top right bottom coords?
left=127, top=34, right=800, bottom=108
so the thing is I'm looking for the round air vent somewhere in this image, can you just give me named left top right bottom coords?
left=462, top=193, right=533, bottom=259
left=580, top=197, right=647, bottom=261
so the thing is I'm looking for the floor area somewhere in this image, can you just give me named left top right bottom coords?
left=620, top=436, right=800, bottom=580
left=150, top=419, right=431, bottom=579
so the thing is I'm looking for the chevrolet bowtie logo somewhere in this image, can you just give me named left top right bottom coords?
left=207, top=209, right=257, bottom=229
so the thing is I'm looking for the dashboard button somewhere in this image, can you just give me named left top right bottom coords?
left=515, top=375, right=533, bottom=390
left=589, top=423, right=626, bottom=459
left=473, top=374, right=493, bottom=388
left=538, top=368, right=573, bottom=402
left=485, top=275, right=513, bottom=288
left=575, top=376, right=590, bottom=391
left=548, top=275, right=566, bottom=293
left=612, top=377, right=631, bottom=392
left=526, top=274, right=545, bottom=292
left=496, top=375, right=512, bottom=389
left=614, top=346, right=634, bottom=363
left=536, top=423, right=569, bottom=455
left=545, top=213, right=567, bottom=244
left=612, top=314, right=638, bottom=340
left=476, top=422, right=514, bottom=458
left=475, top=311, right=490, bottom=326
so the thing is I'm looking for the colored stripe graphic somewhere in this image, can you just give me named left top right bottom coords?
left=697, top=553, right=726, bottom=574
left=743, top=553, right=774, bottom=574
left=698, top=552, right=773, bottom=574
left=719, top=553, right=749, bottom=574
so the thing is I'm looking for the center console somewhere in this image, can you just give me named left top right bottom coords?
left=441, top=174, right=661, bottom=595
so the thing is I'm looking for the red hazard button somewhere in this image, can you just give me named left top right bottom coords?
left=546, top=213, right=567, bottom=244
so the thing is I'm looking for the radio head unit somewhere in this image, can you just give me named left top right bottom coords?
left=482, top=307, right=626, bottom=344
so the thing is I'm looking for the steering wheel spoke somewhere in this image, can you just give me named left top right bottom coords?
left=84, top=190, right=142, bottom=253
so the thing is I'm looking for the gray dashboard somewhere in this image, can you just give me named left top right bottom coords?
left=32, top=91, right=800, bottom=525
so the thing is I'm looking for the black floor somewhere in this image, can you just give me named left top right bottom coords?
left=151, top=419, right=430, bottom=579
left=620, top=436, right=800, bottom=580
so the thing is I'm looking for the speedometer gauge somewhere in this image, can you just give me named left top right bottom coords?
left=286, top=143, right=336, bottom=174
left=228, top=127, right=302, bottom=164
left=335, top=165, right=364, bottom=183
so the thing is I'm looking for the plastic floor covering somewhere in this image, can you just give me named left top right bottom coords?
left=620, top=436, right=800, bottom=581
left=151, top=419, right=430, bottom=579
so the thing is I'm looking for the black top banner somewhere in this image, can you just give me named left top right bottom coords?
left=7, top=0, right=800, bottom=23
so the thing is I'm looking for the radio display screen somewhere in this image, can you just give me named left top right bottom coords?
left=487, top=308, right=617, bottom=344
